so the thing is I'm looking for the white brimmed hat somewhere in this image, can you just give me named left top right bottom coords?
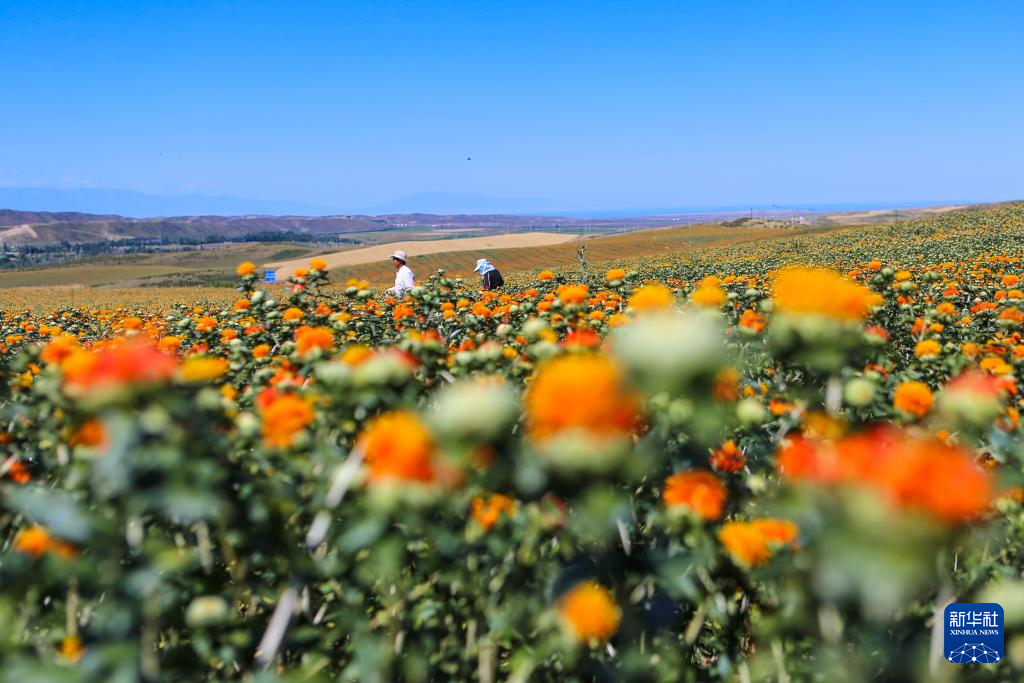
left=390, top=250, right=408, bottom=262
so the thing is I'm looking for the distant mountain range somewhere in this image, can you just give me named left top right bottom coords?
left=0, top=188, right=565, bottom=217
left=0, top=186, right=965, bottom=221
left=0, top=186, right=984, bottom=248
left=0, top=187, right=332, bottom=217
left=0, top=207, right=753, bottom=247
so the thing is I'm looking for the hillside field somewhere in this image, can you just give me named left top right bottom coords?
left=0, top=221, right=823, bottom=295
left=4, top=204, right=1024, bottom=680
left=265, top=231, right=578, bottom=277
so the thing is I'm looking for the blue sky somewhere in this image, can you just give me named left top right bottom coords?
left=1, top=0, right=1022, bottom=215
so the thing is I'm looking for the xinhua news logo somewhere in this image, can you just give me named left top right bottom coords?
left=944, top=602, right=1004, bottom=664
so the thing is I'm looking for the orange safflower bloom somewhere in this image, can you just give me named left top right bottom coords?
left=875, top=435, right=992, bottom=523
left=525, top=354, right=641, bottom=442
left=802, top=411, right=845, bottom=440
left=710, top=439, right=747, bottom=473
left=559, top=581, right=621, bottom=643
left=471, top=493, right=518, bottom=530
left=236, top=261, right=257, bottom=276
left=310, top=257, right=328, bottom=271
left=340, top=345, right=373, bottom=366
left=980, top=356, right=1013, bottom=375
left=4, top=459, right=30, bottom=484
left=157, top=336, right=181, bottom=354
left=777, top=426, right=992, bottom=523
left=558, top=284, right=590, bottom=305
left=358, top=411, right=437, bottom=484
left=13, top=526, right=77, bottom=559
left=944, top=370, right=1007, bottom=399
left=999, top=307, right=1024, bottom=324
left=59, top=635, right=84, bottom=662
left=260, top=394, right=314, bottom=448
left=393, top=303, right=415, bottom=321
left=893, top=381, right=933, bottom=418
left=712, top=367, right=740, bottom=401
left=738, top=309, right=766, bottom=334
left=40, top=335, right=79, bottom=364
left=282, top=307, right=305, bottom=322
left=718, top=518, right=798, bottom=567
left=14, top=526, right=53, bottom=557
left=179, top=356, right=228, bottom=382
left=294, top=326, right=334, bottom=356
left=628, top=284, right=674, bottom=311
left=195, top=316, right=217, bottom=332
left=865, top=326, right=889, bottom=343
left=538, top=270, right=554, bottom=281
left=252, top=343, right=271, bottom=359
left=691, top=284, right=726, bottom=307
left=67, top=418, right=106, bottom=448
left=561, top=328, right=602, bottom=349
left=662, top=470, right=727, bottom=520
left=914, top=339, right=941, bottom=358
left=772, top=267, right=881, bottom=321
left=606, top=268, right=626, bottom=281
left=61, top=339, right=178, bottom=392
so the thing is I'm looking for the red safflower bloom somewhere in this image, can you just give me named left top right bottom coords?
left=710, top=440, right=747, bottom=473
left=663, top=469, right=727, bottom=520
left=60, top=338, right=177, bottom=393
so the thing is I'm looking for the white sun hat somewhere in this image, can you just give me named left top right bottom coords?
left=390, top=250, right=408, bottom=262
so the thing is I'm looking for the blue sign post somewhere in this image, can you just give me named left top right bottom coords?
left=264, top=270, right=277, bottom=284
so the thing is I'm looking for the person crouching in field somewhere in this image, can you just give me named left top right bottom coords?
left=389, top=250, right=415, bottom=294
left=474, top=258, right=504, bottom=290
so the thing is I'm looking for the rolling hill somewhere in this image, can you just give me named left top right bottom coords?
left=0, top=207, right=816, bottom=247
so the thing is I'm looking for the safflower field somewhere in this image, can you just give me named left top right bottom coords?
left=4, top=204, right=1024, bottom=681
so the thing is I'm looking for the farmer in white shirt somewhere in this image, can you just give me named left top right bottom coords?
left=388, top=249, right=415, bottom=295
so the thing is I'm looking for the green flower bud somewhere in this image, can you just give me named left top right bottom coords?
left=736, top=398, right=769, bottom=426
left=843, top=378, right=877, bottom=407
left=610, top=311, right=726, bottom=393
left=428, top=380, right=517, bottom=443
left=185, top=596, right=230, bottom=627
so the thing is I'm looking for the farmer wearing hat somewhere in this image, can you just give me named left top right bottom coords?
left=474, top=258, right=504, bottom=290
left=388, top=249, right=415, bottom=295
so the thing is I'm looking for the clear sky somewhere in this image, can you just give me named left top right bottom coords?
left=1, top=0, right=1022, bottom=214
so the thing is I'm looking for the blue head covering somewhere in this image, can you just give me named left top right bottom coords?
left=474, top=258, right=496, bottom=275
